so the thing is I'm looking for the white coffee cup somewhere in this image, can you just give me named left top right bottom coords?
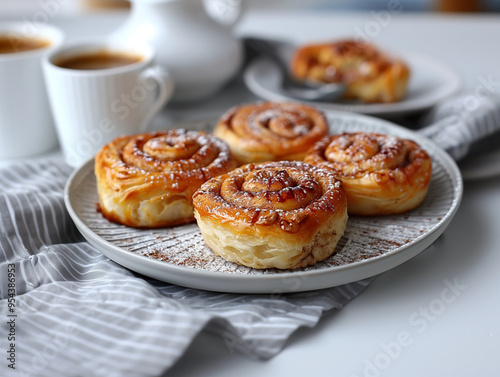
left=0, top=22, right=64, bottom=158
left=42, top=39, right=174, bottom=167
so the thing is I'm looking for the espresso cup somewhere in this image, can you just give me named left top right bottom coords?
left=42, top=39, right=174, bottom=167
left=0, top=22, right=64, bottom=158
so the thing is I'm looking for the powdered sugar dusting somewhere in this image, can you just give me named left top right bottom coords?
left=75, top=157, right=452, bottom=275
left=71, top=118, right=458, bottom=282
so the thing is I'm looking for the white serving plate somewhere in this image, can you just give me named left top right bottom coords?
left=244, top=53, right=461, bottom=118
left=65, top=112, right=463, bottom=293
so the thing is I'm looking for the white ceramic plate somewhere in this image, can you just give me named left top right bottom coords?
left=65, top=112, right=463, bottom=293
left=244, top=53, right=461, bottom=117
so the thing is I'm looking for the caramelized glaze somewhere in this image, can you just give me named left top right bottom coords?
left=95, top=129, right=238, bottom=228
left=290, top=39, right=410, bottom=103
left=213, top=102, right=329, bottom=164
left=304, top=132, right=432, bottom=215
left=193, top=160, right=346, bottom=235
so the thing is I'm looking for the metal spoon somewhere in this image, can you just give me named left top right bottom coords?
left=243, top=37, right=346, bottom=102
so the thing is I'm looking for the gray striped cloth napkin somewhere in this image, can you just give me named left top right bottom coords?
left=1, top=93, right=499, bottom=377
left=419, top=93, right=500, bottom=160
left=0, top=161, right=370, bottom=377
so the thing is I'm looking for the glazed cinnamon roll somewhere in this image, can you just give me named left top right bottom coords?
left=290, top=39, right=410, bottom=103
left=192, top=161, right=348, bottom=269
left=304, top=132, right=432, bottom=215
left=213, top=102, right=329, bottom=164
left=95, top=129, right=238, bottom=228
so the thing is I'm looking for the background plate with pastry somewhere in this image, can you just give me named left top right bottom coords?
left=65, top=111, right=462, bottom=293
left=244, top=51, right=461, bottom=118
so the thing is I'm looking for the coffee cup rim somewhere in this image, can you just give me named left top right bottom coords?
left=43, top=38, right=155, bottom=76
left=0, top=22, right=64, bottom=61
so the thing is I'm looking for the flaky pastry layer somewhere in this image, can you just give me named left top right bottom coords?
left=304, top=132, right=432, bottom=215
left=193, top=161, right=348, bottom=269
left=290, top=40, right=410, bottom=103
left=213, top=101, right=329, bottom=164
left=95, top=129, right=238, bottom=228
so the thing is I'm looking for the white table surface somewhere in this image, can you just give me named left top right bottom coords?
left=1, top=9, right=500, bottom=377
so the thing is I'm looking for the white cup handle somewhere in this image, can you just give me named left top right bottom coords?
left=138, top=65, right=174, bottom=132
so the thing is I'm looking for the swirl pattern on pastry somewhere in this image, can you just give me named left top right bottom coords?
left=304, top=132, right=432, bottom=215
left=192, top=161, right=348, bottom=269
left=290, top=39, right=410, bottom=103
left=213, top=102, right=329, bottom=164
left=95, top=129, right=238, bottom=228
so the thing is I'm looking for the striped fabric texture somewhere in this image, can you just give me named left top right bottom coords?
left=420, top=94, right=500, bottom=160
left=0, top=161, right=370, bottom=377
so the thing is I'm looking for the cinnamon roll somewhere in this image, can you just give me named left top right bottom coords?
left=290, top=39, right=410, bottom=103
left=95, top=129, right=238, bottom=228
left=192, top=161, right=348, bottom=269
left=304, top=132, right=432, bottom=215
left=213, top=102, right=329, bottom=164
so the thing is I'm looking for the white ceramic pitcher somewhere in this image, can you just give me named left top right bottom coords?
left=111, top=0, right=244, bottom=103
